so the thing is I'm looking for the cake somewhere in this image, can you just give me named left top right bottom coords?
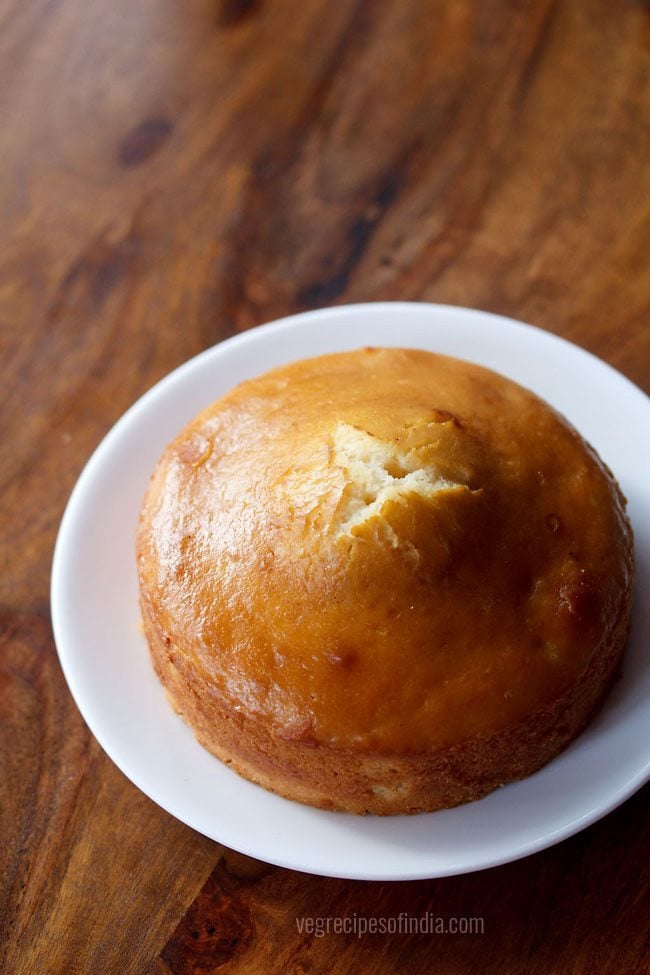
left=137, top=347, right=634, bottom=814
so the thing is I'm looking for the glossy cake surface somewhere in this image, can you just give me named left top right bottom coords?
left=137, top=348, right=633, bottom=813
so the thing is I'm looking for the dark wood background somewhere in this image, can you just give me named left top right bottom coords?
left=1, top=1, right=649, bottom=972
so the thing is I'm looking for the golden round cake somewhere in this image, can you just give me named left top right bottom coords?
left=137, top=347, right=634, bottom=814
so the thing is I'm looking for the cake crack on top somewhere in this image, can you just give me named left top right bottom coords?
left=332, top=422, right=463, bottom=538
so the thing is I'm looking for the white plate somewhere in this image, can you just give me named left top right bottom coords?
left=51, top=302, right=650, bottom=880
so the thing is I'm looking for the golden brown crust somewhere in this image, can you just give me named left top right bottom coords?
left=137, top=348, right=634, bottom=814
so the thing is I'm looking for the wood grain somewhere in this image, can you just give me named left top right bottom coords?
left=1, top=0, right=648, bottom=972
left=156, top=796, right=650, bottom=975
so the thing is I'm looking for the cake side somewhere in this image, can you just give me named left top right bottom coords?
left=140, top=576, right=631, bottom=814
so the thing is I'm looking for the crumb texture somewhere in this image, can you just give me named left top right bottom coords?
left=332, top=422, right=463, bottom=537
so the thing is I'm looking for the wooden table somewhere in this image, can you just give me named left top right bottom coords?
left=2, top=1, right=649, bottom=972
